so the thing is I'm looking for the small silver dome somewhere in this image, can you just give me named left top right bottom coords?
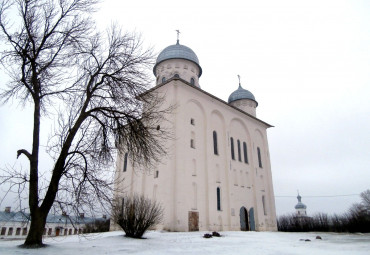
left=295, top=202, right=307, bottom=209
left=153, top=41, right=202, bottom=77
left=228, top=84, right=257, bottom=105
left=295, top=195, right=307, bottom=209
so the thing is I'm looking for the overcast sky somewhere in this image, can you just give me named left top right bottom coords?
left=1, top=0, right=369, bottom=216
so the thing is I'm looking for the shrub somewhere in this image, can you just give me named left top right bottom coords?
left=84, top=219, right=110, bottom=233
left=113, top=194, right=163, bottom=238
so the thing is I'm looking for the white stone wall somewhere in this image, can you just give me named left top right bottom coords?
left=230, top=99, right=257, bottom=117
left=154, top=59, right=200, bottom=88
left=296, top=208, right=307, bottom=216
left=113, top=65, right=277, bottom=232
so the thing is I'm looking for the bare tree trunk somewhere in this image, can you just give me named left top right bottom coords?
left=22, top=74, right=42, bottom=246
left=23, top=209, right=46, bottom=247
left=24, top=108, right=87, bottom=246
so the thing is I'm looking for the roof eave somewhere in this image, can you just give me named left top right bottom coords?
left=145, top=77, right=274, bottom=128
left=153, top=58, right=202, bottom=77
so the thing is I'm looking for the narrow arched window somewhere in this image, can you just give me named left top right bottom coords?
left=230, top=137, right=235, bottom=160
left=121, top=198, right=125, bottom=214
left=174, top=73, right=179, bottom=78
left=162, top=77, right=166, bottom=83
left=213, top=131, right=218, bottom=155
left=123, top=152, right=128, bottom=172
left=257, top=147, right=262, bottom=168
left=262, top=196, right=267, bottom=215
left=153, top=185, right=158, bottom=200
left=190, top=139, right=195, bottom=148
left=192, top=159, right=197, bottom=176
left=243, top=142, right=248, bottom=164
left=190, top=77, right=195, bottom=85
left=191, top=132, right=195, bottom=149
left=237, top=139, right=241, bottom=162
left=217, top=187, right=221, bottom=211
left=192, top=183, right=197, bottom=210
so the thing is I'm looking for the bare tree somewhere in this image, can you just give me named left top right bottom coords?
left=112, top=194, right=163, bottom=238
left=360, top=189, right=370, bottom=210
left=277, top=191, right=370, bottom=233
left=0, top=0, right=170, bottom=247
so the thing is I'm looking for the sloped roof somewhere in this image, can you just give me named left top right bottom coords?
left=0, top=211, right=106, bottom=224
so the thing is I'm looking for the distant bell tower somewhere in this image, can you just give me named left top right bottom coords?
left=295, top=192, right=307, bottom=216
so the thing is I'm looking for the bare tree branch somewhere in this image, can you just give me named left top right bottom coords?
left=16, top=149, right=32, bottom=160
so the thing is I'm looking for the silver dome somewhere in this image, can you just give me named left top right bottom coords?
left=295, top=195, right=307, bottom=209
left=228, top=85, right=257, bottom=105
left=153, top=41, right=202, bottom=77
left=295, top=202, right=307, bottom=209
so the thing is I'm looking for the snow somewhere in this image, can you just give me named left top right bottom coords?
left=1, top=231, right=369, bottom=255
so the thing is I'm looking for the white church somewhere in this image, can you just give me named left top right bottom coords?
left=112, top=37, right=278, bottom=232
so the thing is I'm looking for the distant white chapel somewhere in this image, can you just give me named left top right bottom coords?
left=112, top=37, right=278, bottom=232
left=295, top=193, right=307, bottom=217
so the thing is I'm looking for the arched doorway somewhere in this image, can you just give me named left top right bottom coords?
left=240, top=206, right=249, bottom=231
left=249, top=207, right=256, bottom=231
left=188, top=211, right=199, bottom=231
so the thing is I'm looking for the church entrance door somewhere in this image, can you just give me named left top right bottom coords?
left=240, top=207, right=249, bottom=231
left=249, top=207, right=256, bottom=231
left=188, top=211, right=199, bottom=231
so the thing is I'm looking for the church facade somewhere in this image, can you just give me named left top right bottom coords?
left=112, top=39, right=277, bottom=232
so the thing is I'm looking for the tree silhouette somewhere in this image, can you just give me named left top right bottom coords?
left=0, top=0, right=170, bottom=247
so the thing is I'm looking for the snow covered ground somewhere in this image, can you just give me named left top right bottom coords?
left=1, top=231, right=369, bottom=255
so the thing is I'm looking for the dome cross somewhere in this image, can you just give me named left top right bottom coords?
left=176, top=29, right=180, bottom=44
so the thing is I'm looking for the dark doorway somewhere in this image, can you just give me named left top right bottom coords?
left=240, top=207, right=249, bottom=231
left=188, top=211, right=199, bottom=231
left=55, top=228, right=60, bottom=236
left=249, top=207, right=256, bottom=231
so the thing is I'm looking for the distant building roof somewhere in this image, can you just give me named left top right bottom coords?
left=0, top=211, right=30, bottom=223
left=0, top=210, right=106, bottom=224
